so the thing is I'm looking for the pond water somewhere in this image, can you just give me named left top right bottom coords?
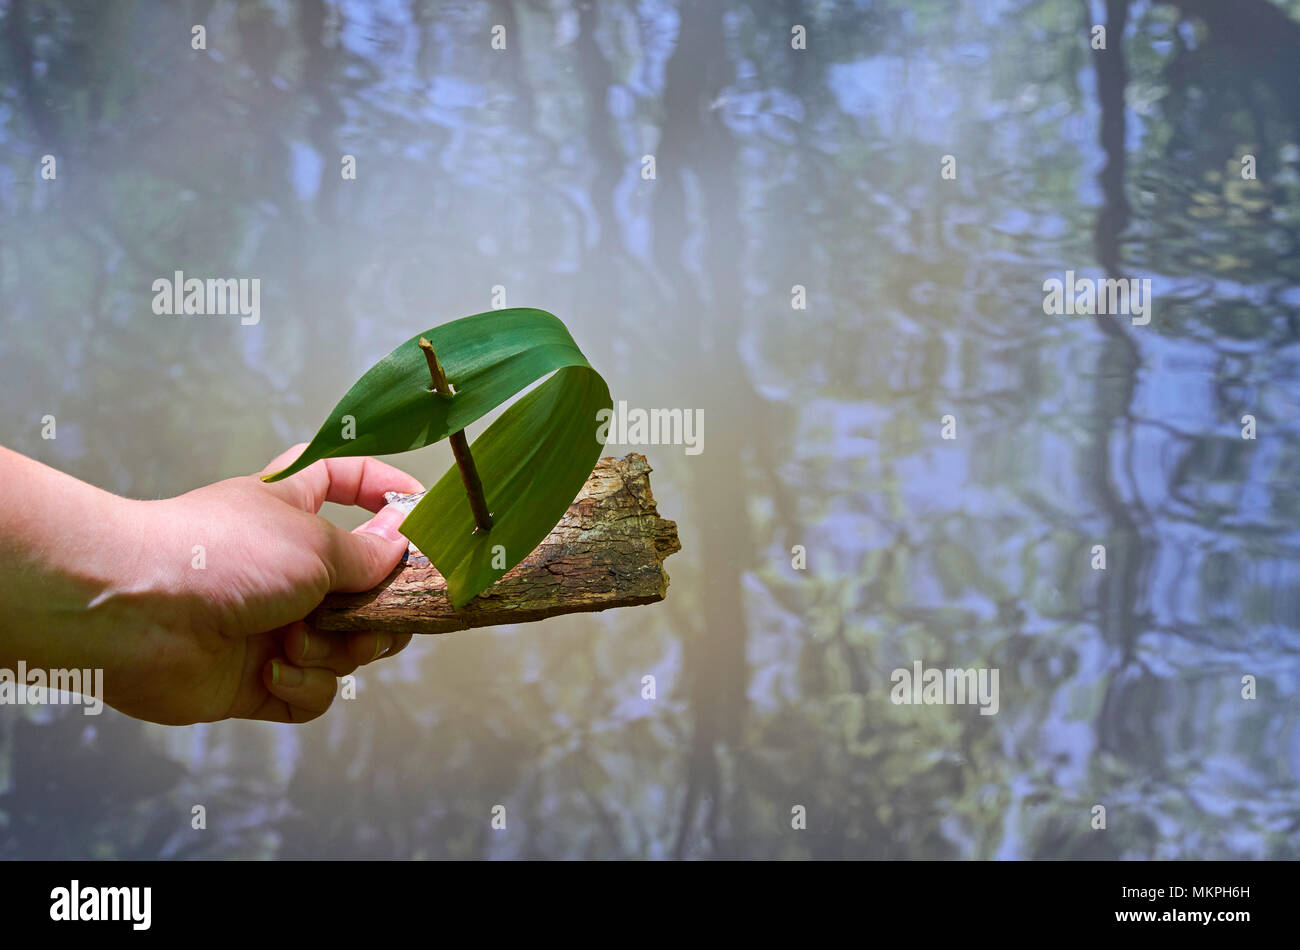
left=1, top=0, right=1298, bottom=859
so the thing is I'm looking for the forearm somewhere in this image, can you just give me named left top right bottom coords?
left=0, top=446, right=156, bottom=675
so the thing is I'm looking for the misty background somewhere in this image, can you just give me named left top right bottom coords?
left=1, top=0, right=1299, bottom=858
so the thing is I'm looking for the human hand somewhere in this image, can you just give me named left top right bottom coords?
left=96, top=445, right=423, bottom=725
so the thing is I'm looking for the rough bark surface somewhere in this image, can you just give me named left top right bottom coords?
left=310, top=454, right=680, bottom=635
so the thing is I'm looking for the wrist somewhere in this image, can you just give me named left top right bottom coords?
left=0, top=480, right=164, bottom=682
left=79, top=494, right=213, bottom=711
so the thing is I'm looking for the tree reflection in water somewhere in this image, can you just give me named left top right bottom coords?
left=1, top=0, right=1298, bottom=859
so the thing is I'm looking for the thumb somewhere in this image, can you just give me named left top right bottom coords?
left=323, top=504, right=411, bottom=593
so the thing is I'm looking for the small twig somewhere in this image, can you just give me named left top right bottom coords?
left=418, top=337, right=493, bottom=533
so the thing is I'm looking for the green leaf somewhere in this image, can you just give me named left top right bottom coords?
left=264, top=308, right=612, bottom=608
left=263, top=309, right=598, bottom=480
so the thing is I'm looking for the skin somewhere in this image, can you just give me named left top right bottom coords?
left=0, top=443, right=423, bottom=725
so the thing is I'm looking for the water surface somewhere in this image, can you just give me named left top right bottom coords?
left=1, top=0, right=1299, bottom=859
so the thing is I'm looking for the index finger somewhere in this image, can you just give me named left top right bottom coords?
left=259, top=449, right=424, bottom=514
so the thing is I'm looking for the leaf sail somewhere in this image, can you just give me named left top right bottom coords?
left=262, top=309, right=598, bottom=479
left=263, top=308, right=612, bottom=607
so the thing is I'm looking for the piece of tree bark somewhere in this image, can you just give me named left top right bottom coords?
left=310, top=453, right=680, bottom=635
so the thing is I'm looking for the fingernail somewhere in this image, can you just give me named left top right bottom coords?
left=372, top=633, right=393, bottom=661
left=300, top=629, right=330, bottom=661
left=271, top=661, right=305, bottom=688
left=356, top=504, right=406, bottom=543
